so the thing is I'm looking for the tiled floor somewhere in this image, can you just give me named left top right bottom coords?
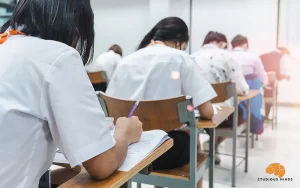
left=132, top=107, right=300, bottom=188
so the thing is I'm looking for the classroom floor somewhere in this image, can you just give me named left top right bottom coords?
left=133, top=106, right=300, bottom=188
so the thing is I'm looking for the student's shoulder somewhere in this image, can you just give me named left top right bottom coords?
left=245, top=51, right=262, bottom=61
left=21, top=36, right=79, bottom=61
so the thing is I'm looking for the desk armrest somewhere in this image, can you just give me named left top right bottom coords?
left=196, top=107, right=234, bottom=129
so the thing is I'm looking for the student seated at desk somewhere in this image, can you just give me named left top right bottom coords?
left=106, top=17, right=217, bottom=188
left=192, top=31, right=249, bottom=96
left=0, top=1, right=143, bottom=188
left=231, top=35, right=266, bottom=134
left=192, top=32, right=248, bottom=164
left=230, top=35, right=268, bottom=86
left=86, top=44, right=123, bottom=81
left=260, top=47, right=291, bottom=119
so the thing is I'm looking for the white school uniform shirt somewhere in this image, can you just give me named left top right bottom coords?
left=0, top=36, right=116, bottom=188
left=106, top=44, right=217, bottom=108
left=86, top=50, right=121, bottom=80
left=231, top=47, right=268, bottom=85
left=192, top=44, right=249, bottom=96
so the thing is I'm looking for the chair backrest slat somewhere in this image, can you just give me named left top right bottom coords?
left=88, top=71, right=108, bottom=84
left=211, top=82, right=236, bottom=103
left=98, top=92, right=188, bottom=132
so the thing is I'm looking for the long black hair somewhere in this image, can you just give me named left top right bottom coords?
left=137, top=17, right=189, bottom=50
left=0, top=0, right=94, bottom=65
left=203, top=31, right=227, bottom=46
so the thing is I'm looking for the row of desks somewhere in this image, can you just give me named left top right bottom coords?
left=56, top=90, right=260, bottom=188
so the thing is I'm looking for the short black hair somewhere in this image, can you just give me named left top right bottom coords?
left=137, top=17, right=189, bottom=50
left=278, top=47, right=290, bottom=56
left=231, top=35, right=248, bottom=49
left=109, top=44, right=123, bottom=57
left=1, top=0, right=95, bottom=65
left=203, top=31, right=227, bottom=46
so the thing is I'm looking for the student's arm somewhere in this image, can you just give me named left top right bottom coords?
left=41, top=49, right=142, bottom=180
left=197, top=101, right=214, bottom=120
left=181, top=54, right=217, bottom=118
left=83, top=117, right=142, bottom=179
left=254, top=57, right=268, bottom=85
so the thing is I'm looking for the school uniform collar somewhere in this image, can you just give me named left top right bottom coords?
left=233, top=47, right=244, bottom=52
left=202, top=43, right=218, bottom=49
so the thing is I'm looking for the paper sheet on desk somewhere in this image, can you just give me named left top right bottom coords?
left=194, top=104, right=218, bottom=118
left=53, top=130, right=169, bottom=172
left=118, top=130, right=169, bottom=171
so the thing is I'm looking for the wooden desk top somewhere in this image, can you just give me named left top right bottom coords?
left=58, top=139, right=173, bottom=188
left=238, top=90, right=261, bottom=102
left=196, top=106, right=234, bottom=129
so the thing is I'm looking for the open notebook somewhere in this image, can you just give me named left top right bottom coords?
left=54, top=130, right=169, bottom=172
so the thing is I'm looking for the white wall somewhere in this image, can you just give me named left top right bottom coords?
left=191, top=0, right=278, bottom=54
left=91, top=0, right=279, bottom=54
left=277, top=0, right=300, bottom=104
left=91, top=0, right=192, bottom=57
left=91, top=0, right=150, bottom=57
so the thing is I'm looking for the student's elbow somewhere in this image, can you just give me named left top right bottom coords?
left=83, top=156, right=118, bottom=180
left=202, top=109, right=214, bottom=120
left=88, top=168, right=114, bottom=180
left=198, top=102, right=214, bottom=120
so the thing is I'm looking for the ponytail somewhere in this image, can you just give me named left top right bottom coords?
left=137, top=30, right=156, bottom=50
left=137, top=17, right=189, bottom=51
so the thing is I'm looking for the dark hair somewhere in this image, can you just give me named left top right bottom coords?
left=137, top=17, right=189, bottom=50
left=278, top=47, right=290, bottom=56
left=231, top=35, right=248, bottom=49
left=109, top=44, right=123, bottom=57
left=203, top=31, right=228, bottom=46
left=0, top=0, right=94, bottom=65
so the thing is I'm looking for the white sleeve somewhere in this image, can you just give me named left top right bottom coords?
left=41, top=50, right=116, bottom=167
left=225, top=55, right=249, bottom=95
left=181, top=55, right=217, bottom=107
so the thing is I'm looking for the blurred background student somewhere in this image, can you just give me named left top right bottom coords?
left=260, top=47, right=291, bottom=119
left=86, top=44, right=122, bottom=91
left=192, top=31, right=249, bottom=96
left=106, top=17, right=217, bottom=188
left=192, top=31, right=248, bottom=164
left=231, top=34, right=266, bottom=135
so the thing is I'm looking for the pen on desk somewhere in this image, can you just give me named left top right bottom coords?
left=128, top=101, right=140, bottom=118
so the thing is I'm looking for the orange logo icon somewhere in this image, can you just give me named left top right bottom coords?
left=266, top=163, right=286, bottom=178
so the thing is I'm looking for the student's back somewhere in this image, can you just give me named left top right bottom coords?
left=192, top=44, right=249, bottom=95
left=107, top=18, right=216, bottom=184
left=231, top=48, right=268, bottom=85
left=107, top=44, right=214, bottom=106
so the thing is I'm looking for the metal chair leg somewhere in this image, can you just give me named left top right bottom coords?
left=209, top=129, right=215, bottom=188
left=245, top=118, right=249, bottom=173
left=246, top=99, right=254, bottom=148
left=232, top=131, right=237, bottom=187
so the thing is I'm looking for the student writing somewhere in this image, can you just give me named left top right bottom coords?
left=106, top=17, right=217, bottom=188
left=0, top=1, right=142, bottom=188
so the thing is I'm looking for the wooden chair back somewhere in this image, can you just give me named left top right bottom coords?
left=98, top=92, right=194, bottom=132
left=87, top=71, right=108, bottom=84
left=211, top=82, right=237, bottom=103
